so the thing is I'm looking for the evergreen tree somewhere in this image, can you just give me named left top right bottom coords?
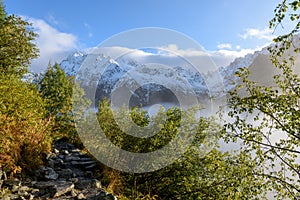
left=39, top=63, right=90, bottom=142
left=0, top=1, right=38, bottom=77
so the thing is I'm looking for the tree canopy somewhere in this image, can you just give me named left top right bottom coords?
left=0, top=0, right=38, bottom=77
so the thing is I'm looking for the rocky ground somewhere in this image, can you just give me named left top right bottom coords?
left=0, top=139, right=117, bottom=200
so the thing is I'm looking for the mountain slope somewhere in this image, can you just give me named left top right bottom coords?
left=59, top=44, right=300, bottom=108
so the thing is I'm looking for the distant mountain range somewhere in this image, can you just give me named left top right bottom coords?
left=28, top=40, right=299, bottom=109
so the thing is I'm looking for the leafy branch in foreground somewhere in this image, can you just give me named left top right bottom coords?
left=225, top=1, right=300, bottom=198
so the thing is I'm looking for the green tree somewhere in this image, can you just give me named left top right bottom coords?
left=87, top=100, right=266, bottom=199
left=0, top=1, right=38, bottom=77
left=225, top=1, right=300, bottom=199
left=39, top=63, right=90, bottom=143
left=40, top=63, right=72, bottom=118
left=0, top=1, right=6, bottom=21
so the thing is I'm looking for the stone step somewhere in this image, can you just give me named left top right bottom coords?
left=0, top=140, right=117, bottom=200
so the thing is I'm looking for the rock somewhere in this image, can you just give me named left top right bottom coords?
left=71, top=189, right=77, bottom=197
left=86, top=171, right=93, bottom=178
left=35, top=167, right=59, bottom=181
left=70, top=178, right=79, bottom=183
left=28, top=194, right=35, bottom=200
left=93, top=179, right=102, bottom=189
left=17, top=186, right=31, bottom=196
left=79, top=157, right=95, bottom=162
left=72, top=149, right=81, bottom=153
left=53, top=181, right=74, bottom=197
left=71, top=160, right=97, bottom=166
left=55, top=158, right=64, bottom=167
left=71, top=161, right=97, bottom=170
left=3, top=179, right=21, bottom=189
left=53, top=148, right=60, bottom=154
left=88, top=190, right=107, bottom=200
left=67, top=143, right=75, bottom=148
left=58, top=155, right=66, bottom=159
left=45, top=167, right=59, bottom=180
left=49, top=159, right=55, bottom=169
left=31, top=181, right=56, bottom=197
left=31, top=180, right=74, bottom=198
left=62, top=150, right=70, bottom=155
left=64, top=156, right=82, bottom=162
left=77, top=193, right=86, bottom=199
left=0, top=170, right=3, bottom=180
left=75, top=178, right=101, bottom=190
left=84, top=163, right=97, bottom=170
left=18, top=190, right=28, bottom=197
left=11, top=184, right=20, bottom=193
left=2, top=193, right=20, bottom=200
left=58, top=168, right=74, bottom=180
left=3, top=171, right=7, bottom=180
left=46, top=152, right=57, bottom=160
left=31, top=188, right=40, bottom=196
left=71, top=168, right=86, bottom=178
left=107, top=194, right=117, bottom=200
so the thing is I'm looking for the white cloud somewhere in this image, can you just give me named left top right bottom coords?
left=209, top=48, right=258, bottom=67
left=26, top=17, right=78, bottom=72
left=22, top=17, right=272, bottom=74
left=217, top=43, right=232, bottom=49
left=160, top=44, right=264, bottom=68
left=239, top=28, right=276, bottom=41
left=87, top=44, right=266, bottom=73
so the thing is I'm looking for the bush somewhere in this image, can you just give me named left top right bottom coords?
left=0, top=75, right=52, bottom=176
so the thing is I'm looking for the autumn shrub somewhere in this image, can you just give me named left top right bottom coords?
left=0, top=75, right=52, bottom=176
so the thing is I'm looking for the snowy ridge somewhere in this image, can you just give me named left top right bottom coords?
left=218, top=47, right=270, bottom=91
left=60, top=51, right=210, bottom=106
left=58, top=46, right=271, bottom=104
left=60, top=51, right=87, bottom=76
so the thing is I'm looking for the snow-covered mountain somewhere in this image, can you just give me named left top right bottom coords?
left=60, top=51, right=211, bottom=107
left=60, top=51, right=87, bottom=77
left=58, top=46, right=280, bottom=108
left=217, top=47, right=270, bottom=91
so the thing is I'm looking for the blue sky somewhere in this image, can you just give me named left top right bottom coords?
left=5, top=0, right=284, bottom=71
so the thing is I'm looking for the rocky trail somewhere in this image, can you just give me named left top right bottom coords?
left=0, top=139, right=117, bottom=200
